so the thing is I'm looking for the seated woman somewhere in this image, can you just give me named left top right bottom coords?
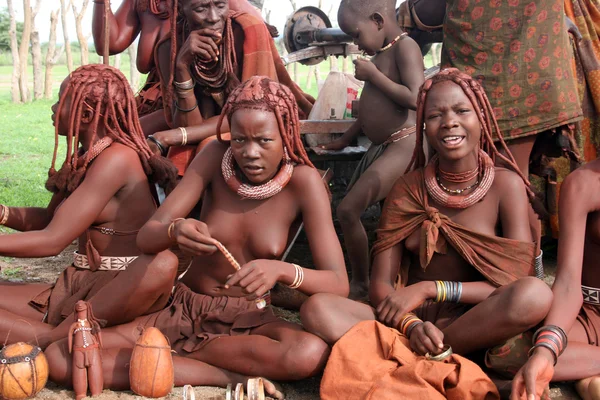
left=0, top=64, right=178, bottom=349
left=301, top=68, right=552, bottom=360
left=146, top=0, right=313, bottom=175
left=91, top=0, right=276, bottom=133
left=45, top=76, right=348, bottom=397
left=511, top=157, right=600, bottom=400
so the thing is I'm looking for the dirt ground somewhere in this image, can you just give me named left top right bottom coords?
left=0, top=205, right=582, bottom=399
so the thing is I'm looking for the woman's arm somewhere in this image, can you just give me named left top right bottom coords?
left=2, top=192, right=65, bottom=232
left=283, top=167, right=349, bottom=297
left=92, top=0, right=141, bottom=56
left=152, top=115, right=230, bottom=149
left=497, top=169, right=534, bottom=242
left=0, top=148, right=132, bottom=257
left=137, top=140, right=223, bottom=253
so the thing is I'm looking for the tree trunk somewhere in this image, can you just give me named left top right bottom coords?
left=72, top=0, right=90, bottom=66
left=61, top=0, right=73, bottom=72
left=7, top=0, right=21, bottom=103
left=45, top=9, right=62, bottom=99
left=31, top=0, right=43, bottom=100
left=128, top=43, right=140, bottom=92
left=342, top=56, right=349, bottom=73
left=306, top=65, right=314, bottom=89
left=19, top=0, right=33, bottom=103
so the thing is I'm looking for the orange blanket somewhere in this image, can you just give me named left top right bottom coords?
left=372, top=169, right=535, bottom=288
left=321, top=320, right=500, bottom=400
left=167, top=12, right=314, bottom=174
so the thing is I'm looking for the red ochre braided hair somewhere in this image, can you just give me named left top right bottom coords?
left=46, top=64, right=178, bottom=195
left=216, top=76, right=314, bottom=168
left=137, top=0, right=171, bottom=19
left=407, top=68, right=542, bottom=208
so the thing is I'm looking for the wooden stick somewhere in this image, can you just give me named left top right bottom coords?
left=215, top=241, right=241, bottom=271
left=103, top=0, right=110, bottom=65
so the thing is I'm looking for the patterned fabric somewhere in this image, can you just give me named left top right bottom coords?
left=583, top=284, right=600, bottom=305
left=442, top=0, right=583, bottom=140
left=73, top=251, right=138, bottom=271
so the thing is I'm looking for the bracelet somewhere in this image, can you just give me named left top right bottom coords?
left=288, top=263, right=304, bottom=289
left=175, top=88, right=195, bottom=97
left=399, top=313, right=423, bottom=338
left=179, top=127, right=188, bottom=146
left=533, top=325, right=568, bottom=356
left=175, top=100, right=199, bottom=113
left=173, top=79, right=195, bottom=91
left=148, top=135, right=168, bottom=156
left=0, top=204, right=9, bottom=225
left=434, top=281, right=462, bottom=303
left=528, top=343, right=559, bottom=366
left=167, top=218, right=186, bottom=241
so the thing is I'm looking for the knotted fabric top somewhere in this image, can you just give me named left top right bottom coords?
left=372, top=169, right=535, bottom=288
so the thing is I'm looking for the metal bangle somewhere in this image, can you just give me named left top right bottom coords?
left=528, top=343, right=558, bottom=366
left=179, top=127, right=188, bottom=146
left=425, top=344, right=453, bottom=361
left=147, top=135, right=167, bottom=156
left=175, top=100, right=199, bottom=113
left=173, top=79, right=195, bottom=91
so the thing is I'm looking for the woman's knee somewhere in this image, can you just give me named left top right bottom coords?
left=142, top=250, right=179, bottom=291
left=336, top=198, right=362, bottom=226
left=505, top=277, right=552, bottom=328
left=281, top=333, right=330, bottom=379
left=300, top=293, right=341, bottom=337
left=45, top=340, right=72, bottom=387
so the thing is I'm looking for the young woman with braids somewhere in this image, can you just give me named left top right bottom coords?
left=0, top=64, right=178, bottom=349
left=146, top=0, right=313, bottom=175
left=301, top=68, right=552, bottom=366
left=44, top=77, right=347, bottom=397
left=91, top=0, right=275, bottom=133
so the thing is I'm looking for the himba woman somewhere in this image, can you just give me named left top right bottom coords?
left=146, top=0, right=313, bottom=175
left=510, top=157, right=600, bottom=400
left=45, top=76, right=348, bottom=398
left=0, top=64, right=178, bottom=349
left=301, top=68, right=553, bottom=377
left=91, top=0, right=274, bottom=134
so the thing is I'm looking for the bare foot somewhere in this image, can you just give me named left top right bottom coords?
left=577, top=376, right=600, bottom=400
left=349, top=281, right=369, bottom=302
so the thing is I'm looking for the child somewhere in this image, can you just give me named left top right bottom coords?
left=321, top=0, right=424, bottom=300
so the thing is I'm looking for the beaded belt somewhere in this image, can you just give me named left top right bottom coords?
left=582, top=285, right=600, bottom=305
left=73, top=251, right=138, bottom=271
left=383, top=125, right=417, bottom=145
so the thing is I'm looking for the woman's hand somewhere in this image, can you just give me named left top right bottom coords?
left=224, top=259, right=282, bottom=300
left=318, top=136, right=352, bottom=151
left=409, top=321, right=445, bottom=356
left=375, top=281, right=433, bottom=328
left=172, top=219, right=218, bottom=256
left=177, top=28, right=222, bottom=66
left=511, top=348, right=555, bottom=400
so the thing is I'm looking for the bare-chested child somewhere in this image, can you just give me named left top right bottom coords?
left=511, top=157, right=600, bottom=400
left=320, top=0, right=424, bottom=300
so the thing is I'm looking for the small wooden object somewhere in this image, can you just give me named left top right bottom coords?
left=68, top=301, right=104, bottom=400
left=129, top=327, right=174, bottom=398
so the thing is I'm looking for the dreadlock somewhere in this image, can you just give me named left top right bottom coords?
left=407, top=68, right=540, bottom=206
left=46, top=64, right=178, bottom=195
left=137, top=0, right=171, bottom=19
left=216, top=76, right=314, bottom=168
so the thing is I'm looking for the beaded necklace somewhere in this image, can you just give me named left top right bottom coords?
left=377, top=32, right=407, bottom=53
left=221, top=147, right=294, bottom=200
left=438, top=164, right=479, bottom=183
left=424, top=149, right=495, bottom=209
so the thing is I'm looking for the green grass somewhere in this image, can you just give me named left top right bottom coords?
left=0, top=48, right=439, bottom=209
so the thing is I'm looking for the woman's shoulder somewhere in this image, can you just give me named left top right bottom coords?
left=492, top=167, right=527, bottom=191
left=289, top=165, right=324, bottom=188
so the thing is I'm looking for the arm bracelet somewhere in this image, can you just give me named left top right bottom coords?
left=175, top=100, right=199, bottom=113
left=0, top=204, right=9, bottom=225
left=148, top=135, right=168, bottom=157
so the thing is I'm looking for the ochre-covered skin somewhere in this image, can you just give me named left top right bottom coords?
left=0, top=342, right=49, bottom=400
left=129, top=327, right=174, bottom=398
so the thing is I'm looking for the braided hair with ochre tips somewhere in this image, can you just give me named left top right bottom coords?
left=407, top=68, right=539, bottom=203
left=216, top=76, right=314, bottom=168
left=46, top=64, right=178, bottom=195
left=137, top=0, right=171, bottom=19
